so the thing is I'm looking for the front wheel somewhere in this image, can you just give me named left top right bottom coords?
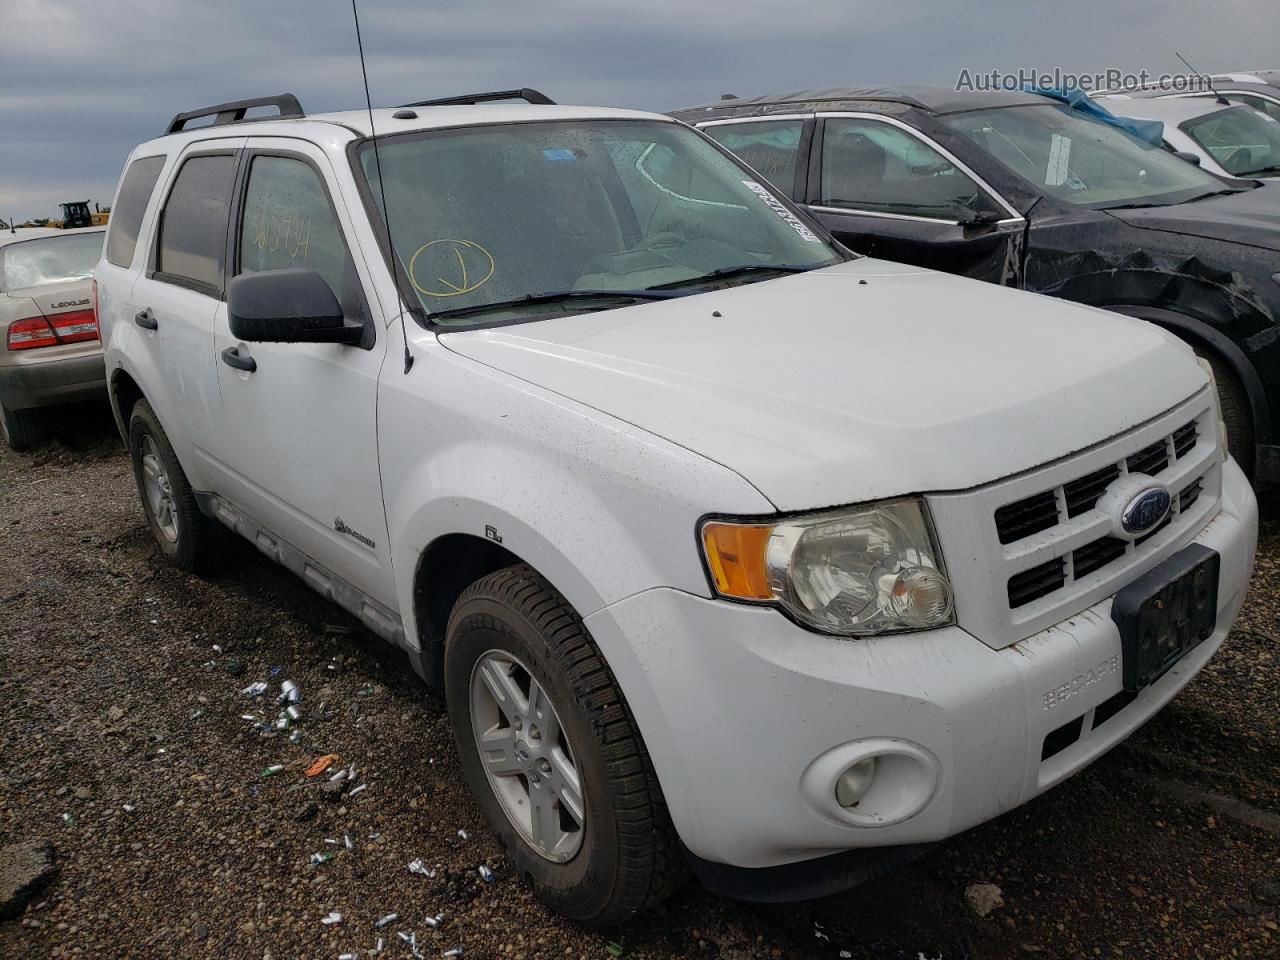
left=445, top=564, right=686, bottom=926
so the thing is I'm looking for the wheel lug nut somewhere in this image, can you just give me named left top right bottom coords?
left=537, top=758, right=552, bottom=776
left=528, top=726, right=541, bottom=741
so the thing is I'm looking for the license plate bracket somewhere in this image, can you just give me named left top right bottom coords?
left=1110, top=543, right=1219, bottom=692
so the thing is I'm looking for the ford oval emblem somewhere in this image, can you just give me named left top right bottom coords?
left=1121, top=487, right=1172, bottom=535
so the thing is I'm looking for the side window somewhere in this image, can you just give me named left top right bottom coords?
left=702, top=120, right=805, bottom=194
left=819, top=118, right=1004, bottom=221
left=106, top=155, right=166, bottom=268
left=156, top=154, right=237, bottom=292
left=237, top=155, right=360, bottom=315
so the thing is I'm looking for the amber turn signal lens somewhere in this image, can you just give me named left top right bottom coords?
left=701, top=522, right=774, bottom=601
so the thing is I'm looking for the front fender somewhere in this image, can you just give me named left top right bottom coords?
left=379, top=341, right=773, bottom=654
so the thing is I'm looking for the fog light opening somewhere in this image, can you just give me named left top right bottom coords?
left=835, top=756, right=878, bottom=809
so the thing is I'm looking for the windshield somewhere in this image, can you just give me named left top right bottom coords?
left=356, top=119, right=841, bottom=326
left=0, top=232, right=103, bottom=292
left=1183, top=106, right=1280, bottom=176
left=944, top=103, right=1227, bottom=207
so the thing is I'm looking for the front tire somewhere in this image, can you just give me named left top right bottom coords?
left=127, top=399, right=224, bottom=572
left=1195, top=349, right=1254, bottom=477
left=445, top=564, right=685, bottom=926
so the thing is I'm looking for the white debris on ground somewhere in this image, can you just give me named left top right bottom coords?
left=964, top=882, right=1005, bottom=917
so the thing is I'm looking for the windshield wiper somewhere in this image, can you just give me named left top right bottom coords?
left=1181, top=188, right=1245, bottom=203
left=645, top=262, right=819, bottom=291
left=1237, top=164, right=1280, bottom=177
left=429, top=289, right=683, bottom=322
left=1103, top=187, right=1247, bottom=211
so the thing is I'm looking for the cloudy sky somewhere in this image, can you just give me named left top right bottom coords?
left=4, top=0, right=1278, bottom=221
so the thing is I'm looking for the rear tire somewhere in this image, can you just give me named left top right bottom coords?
left=0, top=402, right=48, bottom=452
left=127, top=399, right=225, bottom=572
left=1195, top=349, right=1254, bottom=477
left=444, top=564, right=686, bottom=926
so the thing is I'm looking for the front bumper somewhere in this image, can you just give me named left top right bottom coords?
left=0, top=348, right=106, bottom=410
left=583, top=459, right=1257, bottom=882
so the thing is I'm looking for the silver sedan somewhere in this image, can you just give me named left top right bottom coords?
left=0, top=226, right=107, bottom=449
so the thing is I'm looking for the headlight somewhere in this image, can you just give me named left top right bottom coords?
left=700, top=498, right=954, bottom=636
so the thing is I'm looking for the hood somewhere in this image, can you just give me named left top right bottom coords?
left=440, top=259, right=1207, bottom=511
left=3, top=276, right=93, bottom=316
left=1105, top=184, right=1280, bottom=251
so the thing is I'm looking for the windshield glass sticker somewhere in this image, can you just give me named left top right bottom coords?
left=542, top=148, right=577, bottom=164
left=1045, top=134, right=1071, bottom=187
left=740, top=180, right=821, bottom=242
left=408, top=238, right=496, bottom=297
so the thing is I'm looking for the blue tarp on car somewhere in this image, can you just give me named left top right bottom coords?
left=1025, top=86, right=1166, bottom=146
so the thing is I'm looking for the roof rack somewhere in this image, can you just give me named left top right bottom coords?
left=399, top=88, right=556, bottom=108
left=165, top=94, right=304, bottom=135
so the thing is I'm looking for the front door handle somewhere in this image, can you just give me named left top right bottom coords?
left=221, top=345, right=257, bottom=373
left=134, top=308, right=158, bottom=330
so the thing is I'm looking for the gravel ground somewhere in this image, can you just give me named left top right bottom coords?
left=1, top=404, right=1277, bottom=960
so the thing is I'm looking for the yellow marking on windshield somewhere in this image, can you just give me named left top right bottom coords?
left=409, top=239, right=495, bottom=297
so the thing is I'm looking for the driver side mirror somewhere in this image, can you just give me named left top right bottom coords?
left=228, top=268, right=362, bottom=345
left=1173, top=151, right=1203, bottom=167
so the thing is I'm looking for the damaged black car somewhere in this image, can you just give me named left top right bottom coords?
left=671, top=87, right=1280, bottom=484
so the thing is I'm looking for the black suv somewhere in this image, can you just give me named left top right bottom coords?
left=672, top=86, right=1280, bottom=484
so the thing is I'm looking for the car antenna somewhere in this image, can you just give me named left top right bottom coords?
left=351, top=0, right=414, bottom=374
left=1176, top=51, right=1231, bottom=106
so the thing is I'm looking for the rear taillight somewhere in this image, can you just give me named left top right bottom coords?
left=7, top=309, right=100, bottom=351
left=91, top=278, right=101, bottom=340
left=7, top=316, right=58, bottom=350
left=52, top=309, right=100, bottom=344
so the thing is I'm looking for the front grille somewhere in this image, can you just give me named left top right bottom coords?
left=997, top=420, right=1197, bottom=543
left=1008, top=557, right=1067, bottom=608
left=995, top=425, right=1190, bottom=544
left=995, top=412, right=1216, bottom=611
left=928, top=390, right=1221, bottom=648
left=995, top=490, right=1058, bottom=544
left=1179, top=478, right=1203, bottom=512
left=1172, top=422, right=1197, bottom=458
left=1072, top=536, right=1127, bottom=580
left=1062, top=464, right=1121, bottom=519
left=1125, top=439, right=1170, bottom=476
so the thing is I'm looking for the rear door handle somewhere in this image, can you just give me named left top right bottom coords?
left=134, top=308, right=158, bottom=330
left=221, top=345, right=257, bottom=373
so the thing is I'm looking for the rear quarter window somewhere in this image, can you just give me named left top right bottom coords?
left=105, top=155, right=166, bottom=268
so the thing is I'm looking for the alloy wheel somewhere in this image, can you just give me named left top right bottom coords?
left=469, top=649, right=586, bottom=863
left=139, top=434, right=178, bottom=543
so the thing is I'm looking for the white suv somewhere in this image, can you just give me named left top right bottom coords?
left=96, top=90, right=1258, bottom=924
